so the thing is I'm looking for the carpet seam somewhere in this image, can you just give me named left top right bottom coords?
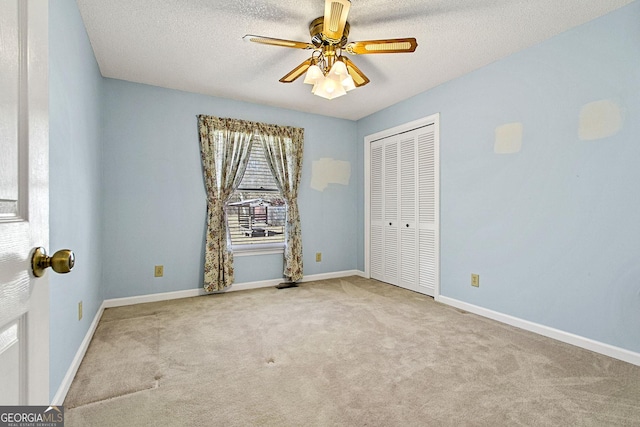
left=66, top=380, right=159, bottom=410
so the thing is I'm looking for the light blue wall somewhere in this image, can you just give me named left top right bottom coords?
left=101, top=80, right=359, bottom=299
left=49, top=0, right=104, bottom=399
left=357, top=1, right=640, bottom=353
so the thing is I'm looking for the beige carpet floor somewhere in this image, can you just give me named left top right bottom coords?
left=64, top=276, right=640, bottom=426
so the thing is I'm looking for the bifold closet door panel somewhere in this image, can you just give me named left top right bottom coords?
left=383, top=140, right=399, bottom=285
left=399, top=133, right=417, bottom=291
left=417, top=127, right=437, bottom=296
left=370, top=142, right=384, bottom=281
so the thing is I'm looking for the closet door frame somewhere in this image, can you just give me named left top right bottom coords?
left=364, top=114, right=440, bottom=297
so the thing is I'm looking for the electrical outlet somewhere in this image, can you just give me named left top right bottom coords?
left=471, top=273, right=480, bottom=287
left=78, top=301, right=83, bottom=321
left=154, top=265, right=164, bottom=277
left=315, top=252, right=322, bottom=262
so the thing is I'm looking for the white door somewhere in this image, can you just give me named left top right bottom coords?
left=370, top=134, right=409, bottom=290
left=399, top=133, right=417, bottom=292
left=0, top=0, right=50, bottom=405
left=370, top=142, right=384, bottom=281
left=417, top=127, right=438, bottom=296
left=369, top=132, right=415, bottom=292
left=383, top=141, right=399, bottom=285
left=365, top=115, right=440, bottom=297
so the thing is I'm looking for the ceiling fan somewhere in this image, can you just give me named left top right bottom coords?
left=243, top=0, right=418, bottom=99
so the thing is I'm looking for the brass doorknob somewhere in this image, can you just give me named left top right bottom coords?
left=31, top=247, right=75, bottom=277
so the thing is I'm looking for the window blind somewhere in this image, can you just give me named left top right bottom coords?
left=227, top=138, right=286, bottom=246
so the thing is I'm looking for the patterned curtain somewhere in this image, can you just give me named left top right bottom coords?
left=256, top=124, right=305, bottom=282
left=198, top=116, right=254, bottom=292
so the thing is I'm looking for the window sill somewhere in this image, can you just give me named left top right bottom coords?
left=232, top=243, right=285, bottom=257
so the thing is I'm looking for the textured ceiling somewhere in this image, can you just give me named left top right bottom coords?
left=76, top=0, right=634, bottom=121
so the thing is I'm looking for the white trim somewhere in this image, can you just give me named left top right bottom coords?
left=436, top=295, right=640, bottom=367
left=364, top=129, right=371, bottom=279
left=433, top=116, right=441, bottom=298
left=299, top=269, right=366, bottom=282
left=365, top=116, right=439, bottom=143
left=363, top=114, right=441, bottom=297
left=103, top=288, right=208, bottom=308
left=51, top=300, right=106, bottom=405
left=102, top=270, right=368, bottom=308
left=224, top=270, right=367, bottom=291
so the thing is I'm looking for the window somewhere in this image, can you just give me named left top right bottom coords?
left=226, top=138, right=286, bottom=251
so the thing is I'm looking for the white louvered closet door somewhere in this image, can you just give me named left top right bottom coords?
left=383, top=140, right=399, bottom=286
left=368, top=115, right=439, bottom=297
left=370, top=142, right=384, bottom=281
left=417, top=127, right=437, bottom=296
left=399, top=133, right=417, bottom=292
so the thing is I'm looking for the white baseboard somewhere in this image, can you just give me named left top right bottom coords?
left=51, top=300, right=106, bottom=405
left=436, top=295, right=640, bottom=367
left=103, top=288, right=208, bottom=308
left=223, top=270, right=367, bottom=292
left=103, top=270, right=366, bottom=308
left=300, top=269, right=367, bottom=282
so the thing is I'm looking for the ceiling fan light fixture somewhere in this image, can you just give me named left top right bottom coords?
left=248, top=0, right=417, bottom=100
left=304, top=64, right=324, bottom=85
left=313, top=76, right=347, bottom=100
left=329, top=79, right=347, bottom=98
left=342, top=75, right=356, bottom=91
left=327, top=59, right=349, bottom=82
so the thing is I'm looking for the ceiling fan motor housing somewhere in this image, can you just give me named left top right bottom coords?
left=310, top=17, right=350, bottom=48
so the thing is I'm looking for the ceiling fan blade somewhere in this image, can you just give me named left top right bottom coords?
left=279, top=59, right=313, bottom=83
left=243, top=34, right=314, bottom=50
left=323, top=0, right=351, bottom=42
left=345, top=38, right=418, bottom=54
left=341, top=57, right=370, bottom=87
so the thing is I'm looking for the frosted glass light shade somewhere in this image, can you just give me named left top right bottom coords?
left=312, top=76, right=347, bottom=100
left=304, top=64, right=324, bottom=85
left=341, top=75, right=356, bottom=91
left=327, top=60, right=349, bottom=82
